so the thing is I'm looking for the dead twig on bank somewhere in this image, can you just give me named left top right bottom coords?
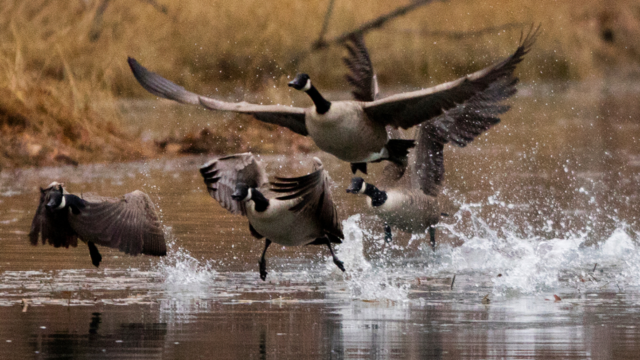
left=315, top=0, right=336, bottom=50
left=312, top=0, right=443, bottom=50
left=291, top=0, right=443, bottom=65
left=393, top=22, right=524, bottom=39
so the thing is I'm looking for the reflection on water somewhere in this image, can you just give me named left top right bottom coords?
left=28, top=312, right=168, bottom=358
left=2, top=82, right=640, bottom=357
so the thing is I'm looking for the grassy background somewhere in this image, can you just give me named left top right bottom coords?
left=1, top=0, right=640, bottom=167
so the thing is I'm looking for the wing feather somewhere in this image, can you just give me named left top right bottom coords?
left=413, top=123, right=445, bottom=197
left=199, top=153, right=268, bottom=215
left=409, top=73, right=516, bottom=196
left=363, top=25, right=538, bottom=129
left=128, top=57, right=308, bottom=136
left=68, top=191, right=166, bottom=257
left=343, top=34, right=378, bottom=102
left=270, top=158, right=343, bottom=239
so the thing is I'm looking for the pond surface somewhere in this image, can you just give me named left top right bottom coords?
left=2, top=81, right=640, bottom=358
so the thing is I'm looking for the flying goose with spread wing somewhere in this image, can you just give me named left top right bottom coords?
left=199, top=153, right=344, bottom=280
left=345, top=73, right=520, bottom=247
left=29, top=182, right=167, bottom=267
left=345, top=29, right=538, bottom=248
left=127, top=26, right=537, bottom=174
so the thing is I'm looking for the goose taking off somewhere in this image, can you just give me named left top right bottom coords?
left=346, top=123, right=446, bottom=249
left=29, top=182, right=167, bottom=267
left=199, top=153, right=345, bottom=281
left=344, top=27, right=535, bottom=248
left=127, top=26, right=538, bottom=174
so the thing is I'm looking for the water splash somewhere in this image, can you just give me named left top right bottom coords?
left=432, top=204, right=640, bottom=296
left=334, top=215, right=410, bottom=302
left=155, top=227, right=217, bottom=286
left=328, top=193, right=640, bottom=299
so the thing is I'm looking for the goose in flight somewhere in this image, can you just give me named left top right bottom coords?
left=127, top=27, right=537, bottom=174
left=344, top=27, right=537, bottom=247
left=199, top=153, right=345, bottom=280
left=29, top=182, right=167, bottom=267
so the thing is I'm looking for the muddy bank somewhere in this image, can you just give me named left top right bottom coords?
left=0, top=87, right=149, bottom=169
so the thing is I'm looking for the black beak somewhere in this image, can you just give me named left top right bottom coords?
left=46, top=200, right=57, bottom=209
left=345, top=186, right=357, bottom=194
left=231, top=190, right=243, bottom=201
left=287, top=80, right=297, bottom=88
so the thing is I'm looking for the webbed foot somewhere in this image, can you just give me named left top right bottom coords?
left=384, top=223, right=392, bottom=243
left=429, top=226, right=436, bottom=251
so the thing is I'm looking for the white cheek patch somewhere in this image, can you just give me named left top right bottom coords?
left=243, top=188, right=253, bottom=202
left=358, top=184, right=367, bottom=194
left=56, top=196, right=66, bottom=210
left=302, top=79, right=312, bottom=92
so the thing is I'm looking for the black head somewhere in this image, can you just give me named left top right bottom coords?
left=288, top=73, right=311, bottom=91
left=231, top=183, right=251, bottom=202
left=346, top=177, right=365, bottom=194
left=45, top=183, right=64, bottom=210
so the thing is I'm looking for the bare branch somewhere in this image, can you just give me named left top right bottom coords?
left=312, top=0, right=443, bottom=50
left=316, top=0, right=336, bottom=48
left=394, top=22, right=525, bottom=40
left=89, top=0, right=112, bottom=42
left=140, top=0, right=168, bottom=14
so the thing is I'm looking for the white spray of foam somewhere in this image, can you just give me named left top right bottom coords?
left=332, top=215, right=409, bottom=302
left=433, top=204, right=640, bottom=296
left=155, top=227, right=217, bottom=286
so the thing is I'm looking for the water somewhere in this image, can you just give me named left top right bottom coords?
left=2, top=81, right=640, bottom=358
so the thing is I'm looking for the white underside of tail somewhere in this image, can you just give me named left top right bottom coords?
left=360, top=147, right=389, bottom=162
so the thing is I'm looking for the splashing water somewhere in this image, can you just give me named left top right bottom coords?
left=429, top=203, right=640, bottom=296
left=155, top=227, right=217, bottom=286
left=334, top=215, right=410, bottom=302
left=328, top=192, right=640, bottom=300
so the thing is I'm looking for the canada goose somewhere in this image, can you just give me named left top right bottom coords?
left=29, top=182, right=167, bottom=267
left=127, top=27, right=537, bottom=174
left=345, top=28, right=534, bottom=248
left=199, top=153, right=344, bottom=280
left=346, top=127, right=443, bottom=249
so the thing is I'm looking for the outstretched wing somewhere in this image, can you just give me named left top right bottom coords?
left=28, top=189, right=78, bottom=248
left=67, top=191, right=167, bottom=256
left=128, top=58, right=308, bottom=136
left=420, top=73, right=514, bottom=147
left=199, top=153, right=268, bottom=215
left=363, top=26, right=539, bottom=129
left=412, top=123, right=445, bottom=197
left=343, top=34, right=378, bottom=102
left=270, top=158, right=343, bottom=239
left=411, top=62, right=522, bottom=196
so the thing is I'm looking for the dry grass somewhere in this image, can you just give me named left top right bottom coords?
left=0, top=4, right=151, bottom=168
left=1, top=0, right=640, bottom=167
left=7, top=0, right=640, bottom=94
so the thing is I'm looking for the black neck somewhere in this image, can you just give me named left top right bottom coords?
left=251, top=189, right=270, bottom=212
left=64, top=194, right=87, bottom=215
left=364, top=183, right=387, bottom=207
left=306, top=86, right=331, bottom=114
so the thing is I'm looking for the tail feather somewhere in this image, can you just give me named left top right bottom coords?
left=385, top=139, right=416, bottom=166
left=350, top=163, right=368, bottom=174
